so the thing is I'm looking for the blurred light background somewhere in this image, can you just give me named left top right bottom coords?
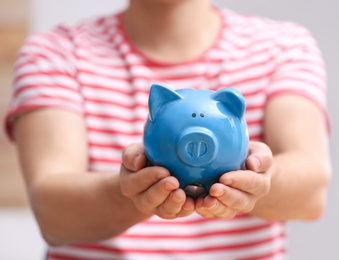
left=0, top=0, right=338, bottom=259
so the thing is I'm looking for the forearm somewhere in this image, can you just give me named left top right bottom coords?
left=11, top=110, right=151, bottom=246
left=28, top=171, right=150, bottom=246
left=250, top=149, right=331, bottom=221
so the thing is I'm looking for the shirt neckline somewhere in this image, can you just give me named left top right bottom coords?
left=115, top=6, right=226, bottom=67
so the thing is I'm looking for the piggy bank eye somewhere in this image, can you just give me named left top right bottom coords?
left=192, top=113, right=197, bottom=118
left=200, top=113, right=205, bottom=118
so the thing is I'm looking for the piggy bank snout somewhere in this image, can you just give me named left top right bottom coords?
left=176, top=127, right=218, bottom=167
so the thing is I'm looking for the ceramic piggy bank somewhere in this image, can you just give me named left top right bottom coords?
left=143, top=84, right=249, bottom=193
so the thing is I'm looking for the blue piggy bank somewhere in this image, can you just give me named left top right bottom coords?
left=143, top=84, right=249, bottom=194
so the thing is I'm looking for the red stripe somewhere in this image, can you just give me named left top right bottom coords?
left=88, top=142, right=125, bottom=150
left=78, top=68, right=132, bottom=81
left=77, top=53, right=127, bottom=69
left=238, top=248, right=286, bottom=260
left=86, top=113, right=146, bottom=124
left=47, top=253, right=115, bottom=260
left=81, top=75, right=269, bottom=99
left=5, top=104, right=83, bottom=141
left=83, top=84, right=149, bottom=96
left=85, top=112, right=147, bottom=123
left=70, top=233, right=286, bottom=254
left=267, top=88, right=324, bottom=102
left=15, top=53, right=58, bottom=71
left=271, top=76, right=326, bottom=93
left=78, top=55, right=275, bottom=82
left=89, top=157, right=121, bottom=164
left=23, top=41, right=70, bottom=62
left=297, top=68, right=326, bottom=81
left=250, top=134, right=263, bottom=141
left=278, top=57, right=325, bottom=69
left=14, top=70, right=75, bottom=85
left=247, top=119, right=263, bottom=126
left=76, top=44, right=272, bottom=70
left=87, top=127, right=143, bottom=136
left=18, top=94, right=80, bottom=104
left=119, top=223, right=278, bottom=239
left=84, top=97, right=148, bottom=110
left=47, top=242, right=286, bottom=260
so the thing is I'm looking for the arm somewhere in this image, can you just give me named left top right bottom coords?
left=13, top=109, right=193, bottom=246
left=252, top=95, right=331, bottom=221
left=13, top=109, right=148, bottom=246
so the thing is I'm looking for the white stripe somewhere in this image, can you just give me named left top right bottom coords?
left=88, top=132, right=142, bottom=146
left=85, top=102, right=148, bottom=120
left=78, top=62, right=131, bottom=78
left=245, top=109, right=265, bottom=123
left=277, top=48, right=323, bottom=65
left=79, top=73, right=133, bottom=89
left=14, top=87, right=82, bottom=105
left=273, top=62, right=326, bottom=78
left=273, top=71, right=325, bottom=89
left=49, top=246, right=121, bottom=260
left=15, top=74, right=79, bottom=90
left=89, top=162, right=121, bottom=172
left=248, top=124, right=263, bottom=138
left=114, top=224, right=284, bottom=251
left=126, top=214, right=267, bottom=235
left=268, top=80, right=326, bottom=106
left=87, top=117, right=145, bottom=133
left=83, top=87, right=148, bottom=107
left=77, top=49, right=126, bottom=66
left=12, top=98, right=82, bottom=113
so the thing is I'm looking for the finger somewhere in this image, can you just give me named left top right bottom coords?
left=177, top=196, right=195, bottom=218
left=138, top=176, right=180, bottom=211
left=219, top=171, right=271, bottom=198
left=156, top=189, right=187, bottom=219
left=122, top=143, right=147, bottom=171
left=120, top=165, right=170, bottom=198
left=210, top=183, right=255, bottom=213
left=196, top=196, right=238, bottom=219
left=246, top=141, right=273, bottom=173
left=195, top=197, right=215, bottom=218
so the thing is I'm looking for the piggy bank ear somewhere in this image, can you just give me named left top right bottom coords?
left=148, top=84, right=183, bottom=121
left=211, top=88, right=246, bottom=118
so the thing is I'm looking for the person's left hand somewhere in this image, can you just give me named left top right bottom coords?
left=195, top=141, right=273, bottom=219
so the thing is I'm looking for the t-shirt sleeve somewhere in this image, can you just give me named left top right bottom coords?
left=267, top=23, right=328, bottom=119
left=4, top=26, right=84, bottom=140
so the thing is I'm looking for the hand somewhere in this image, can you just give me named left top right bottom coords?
left=120, top=143, right=195, bottom=219
left=195, top=141, right=273, bottom=219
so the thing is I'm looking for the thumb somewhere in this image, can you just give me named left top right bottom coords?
left=246, top=141, right=273, bottom=173
left=122, top=143, right=148, bottom=171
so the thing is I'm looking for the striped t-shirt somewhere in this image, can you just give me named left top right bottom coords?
left=6, top=8, right=327, bottom=260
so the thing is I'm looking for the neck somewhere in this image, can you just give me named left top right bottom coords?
left=123, top=0, right=221, bottom=63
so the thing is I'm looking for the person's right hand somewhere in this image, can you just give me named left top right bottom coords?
left=120, top=143, right=195, bottom=219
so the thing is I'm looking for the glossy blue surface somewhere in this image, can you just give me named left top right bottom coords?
left=143, top=84, right=249, bottom=193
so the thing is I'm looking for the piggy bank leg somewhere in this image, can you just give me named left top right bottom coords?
left=184, top=184, right=208, bottom=199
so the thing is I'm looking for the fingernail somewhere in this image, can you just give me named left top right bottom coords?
left=183, top=203, right=192, bottom=211
left=157, top=169, right=169, bottom=180
left=172, top=192, right=183, bottom=203
left=222, top=178, right=233, bottom=185
left=252, top=157, right=260, bottom=172
left=207, top=201, right=217, bottom=209
left=133, top=155, right=141, bottom=171
left=213, top=189, right=224, bottom=197
left=165, top=179, right=178, bottom=190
